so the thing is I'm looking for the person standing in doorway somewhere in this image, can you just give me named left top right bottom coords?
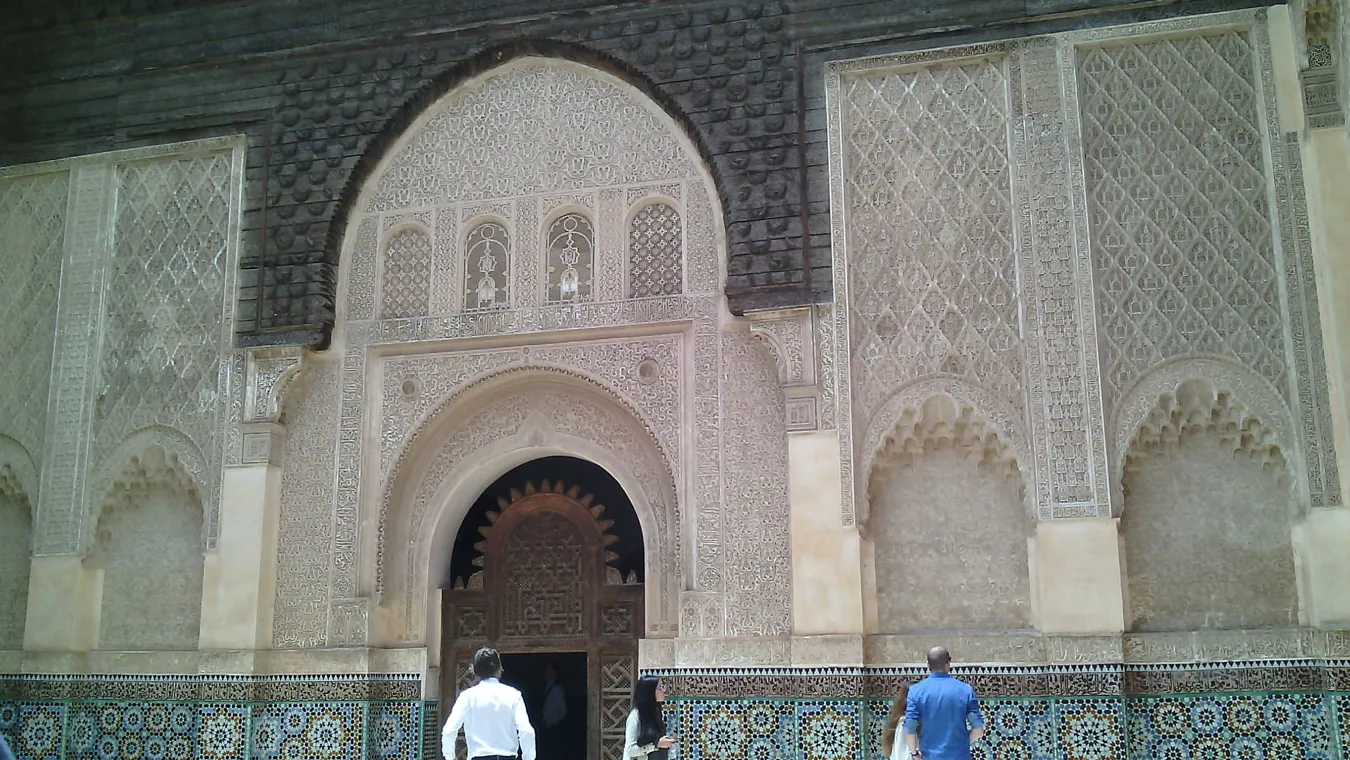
left=443, top=647, right=537, bottom=760
left=539, top=662, right=568, bottom=760
left=624, top=676, right=678, bottom=759
left=903, top=647, right=985, bottom=760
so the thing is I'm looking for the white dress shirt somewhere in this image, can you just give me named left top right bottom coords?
left=623, top=709, right=676, bottom=759
left=442, top=678, right=536, bottom=760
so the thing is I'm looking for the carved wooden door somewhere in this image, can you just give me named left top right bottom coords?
left=441, top=482, right=643, bottom=760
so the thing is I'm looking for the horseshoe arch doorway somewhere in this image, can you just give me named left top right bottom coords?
left=440, top=456, right=646, bottom=760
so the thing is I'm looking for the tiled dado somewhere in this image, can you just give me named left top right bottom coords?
left=0, top=674, right=429, bottom=760
left=651, top=662, right=1350, bottom=760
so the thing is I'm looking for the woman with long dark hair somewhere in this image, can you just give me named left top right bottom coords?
left=881, top=684, right=912, bottom=760
left=624, top=675, right=677, bottom=759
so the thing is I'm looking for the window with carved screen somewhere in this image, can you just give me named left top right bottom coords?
left=502, top=511, right=586, bottom=638
left=380, top=227, right=432, bottom=318
left=627, top=202, right=683, bottom=298
left=464, top=221, right=510, bottom=310
left=545, top=213, right=594, bottom=303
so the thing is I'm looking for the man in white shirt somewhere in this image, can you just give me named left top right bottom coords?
left=443, top=648, right=537, bottom=760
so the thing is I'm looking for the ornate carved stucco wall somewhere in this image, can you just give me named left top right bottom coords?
left=0, top=138, right=244, bottom=657
left=268, top=58, right=794, bottom=660
left=828, top=8, right=1342, bottom=658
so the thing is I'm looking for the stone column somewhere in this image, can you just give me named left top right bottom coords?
left=22, top=164, right=116, bottom=651
left=23, top=556, right=101, bottom=651
left=1286, top=2, right=1350, bottom=627
left=199, top=347, right=303, bottom=650
left=748, top=307, right=865, bottom=643
left=1034, top=519, right=1127, bottom=634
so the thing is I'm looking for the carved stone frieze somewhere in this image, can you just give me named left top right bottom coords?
left=1123, top=628, right=1323, bottom=664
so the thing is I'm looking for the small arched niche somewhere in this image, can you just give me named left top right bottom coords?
left=1121, top=378, right=1300, bottom=631
left=93, top=444, right=205, bottom=650
left=865, top=396, right=1033, bottom=633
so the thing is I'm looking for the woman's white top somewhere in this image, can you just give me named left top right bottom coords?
left=624, top=708, right=677, bottom=759
left=889, top=736, right=913, bottom=760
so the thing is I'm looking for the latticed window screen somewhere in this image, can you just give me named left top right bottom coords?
left=463, top=221, right=510, bottom=310
left=380, top=227, right=432, bottom=319
left=628, top=202, right=682, bottom=297
left=546, top=213, right=594, bottom=303
left=502, top=511, right=586, bottom=637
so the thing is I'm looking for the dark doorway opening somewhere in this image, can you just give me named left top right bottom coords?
left=502, top=652, right=588, bottom=760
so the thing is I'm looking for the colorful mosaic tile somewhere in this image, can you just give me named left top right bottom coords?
left=1125, top=692, right=1335, bottom=760
left=1335, top=693, right=1350, bottom=756
left=2, top=703, right=63, bottom=760
left=250, top=702, right=362, bottom=760
left=368, top=702, right=421, bottom=759
left=797, top=701, right=862, bottom=760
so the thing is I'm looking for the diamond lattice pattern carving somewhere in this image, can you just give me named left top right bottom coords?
left=1080, top=32, right=1285, bottom=412
left=842, top=61, right=1023, bottom=426
left=98, top=155, right=233, bottom=465
left=369, top=67, right=693, bottom=212
left=380, top=227, right=432, bottom=318
left=628, top=202, right=683, bottom=298
left=0, top=173, right=68, bottom=461
left=502, top=511, right=586, bottom=638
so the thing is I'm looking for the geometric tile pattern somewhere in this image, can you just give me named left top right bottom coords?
left=662, top=691, right=1345, bottom=760
left=0, top=699, right=423, bottom=760
left=1, top=685, right=1346, bottom=759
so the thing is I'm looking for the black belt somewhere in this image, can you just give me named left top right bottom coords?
left=472, top=756, right=515, bottom=760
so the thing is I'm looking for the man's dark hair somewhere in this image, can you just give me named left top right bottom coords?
left=473, top=647, right=502, bottom=679
left=927, top=646, right=952, bottom=671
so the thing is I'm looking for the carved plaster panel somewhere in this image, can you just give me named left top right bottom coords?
left=0, top=171, right=67, bottom=479
left=0, top=138, right=245, bottom=554
left=367, top=63, right=696, bottom=213
left=379, top=337, right=682, bottom=476
left=828, top=9, right=1340, bottom=524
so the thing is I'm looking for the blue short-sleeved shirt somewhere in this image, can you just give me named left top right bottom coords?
left=902, top=673, right=984, bottom=760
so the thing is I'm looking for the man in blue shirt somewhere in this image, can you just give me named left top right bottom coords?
left=903, top=647, right=985, bottom=760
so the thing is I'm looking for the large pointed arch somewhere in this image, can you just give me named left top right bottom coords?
left=326, top=40, right=726, bottom=281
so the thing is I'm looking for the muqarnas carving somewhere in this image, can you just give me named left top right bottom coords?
left=1121, top=379, right=1299, bottom=632
left=867, top=397, right=1031, bottom=633
left=93, top=445, right=205, bottom=650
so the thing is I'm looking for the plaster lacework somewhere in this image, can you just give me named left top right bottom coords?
left=272, top=361, right=340, bottom=649
left=0, top=172, right=67, bottom=465
left=545, top=213, right=595, bottom=303
left=839, top=59, right=1022, bottom=414
left=1013, top=41, right=1109, bottom=517
left=368, top=64, right=694, bottom=212
left=463, top=222, right=509, bottom=311
left=827, top=53, right=1024, bottom=526
left=628, top=202, right=683, bottom=298
left=1080, top=32, right=1285, bottom=415
left=97, top=149, right=241, bottom=547
left=379, top=227, right=432, bottom=318
left=718, top=333, right=791, bottom=637
left=378, top=338, right=682, bottom=476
